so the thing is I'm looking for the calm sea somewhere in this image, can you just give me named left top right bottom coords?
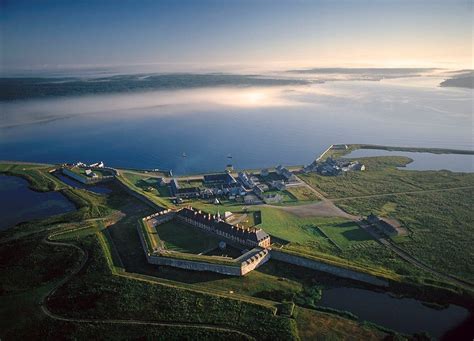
left=1, top=77, right=472, bottom=174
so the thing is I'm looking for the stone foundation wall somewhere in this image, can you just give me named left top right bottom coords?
left=270, top=250, right=388, bottom=287
left=147, top=254, right=242, bottom=276
left=62, top=167, right=116, bottom=185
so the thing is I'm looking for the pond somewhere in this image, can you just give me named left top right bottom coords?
left=0, top=174, right=76, bottom=230
left=318, top=286, right=471, bottom=338
left=54, top=172, right=112, bottom=194
left=344, top=149, right=474, bottom=172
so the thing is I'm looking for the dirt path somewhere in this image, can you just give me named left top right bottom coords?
left=267, top=200, right=359, bottom=220
left=270, top=175, right=359, bottom=220
left=39, top=233, right=256, bottom=340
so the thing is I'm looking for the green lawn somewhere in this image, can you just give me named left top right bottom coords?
left=118, top=172, right=172, bottom=208
left=156, top=220, right=222, bottom=254
left=285, top=186, right=320, bottom=202
left=318, top=221, right=374, bottom=250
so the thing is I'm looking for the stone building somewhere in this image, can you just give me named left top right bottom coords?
left=176, top=207, right=271, bottom=248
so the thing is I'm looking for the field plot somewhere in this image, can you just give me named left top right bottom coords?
left=156, top=221, right=222, bottom=254
left=317, top=221, right=374, bottom=250
left=122, top=172, right=170, bottom=197
left=300, top=156, right=474, bottom=199
left=300, top=155, right=474, bottom=281
left=337, top=187, right=474, bottom=282
left=118, top=171, right=172, bottom=207
left=286, top=186, right=320, bottom=202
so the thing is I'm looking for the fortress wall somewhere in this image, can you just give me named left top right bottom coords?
left=62, top=168, right=92, bottom=184
left=270, top=250, right=389, bottom=287
left=241, top=249, right=271, bottom=275
left=147, top=254, right=242, bottom=276
left=62, top=167, right=116, bottom=184
left=137, top=221, right=153, bottom=256
left=116, top=179, right=164, bottom=211
left=146, top=210, right=175, bottom=226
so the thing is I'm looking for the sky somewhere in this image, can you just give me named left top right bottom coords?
left=0, top=0, right=472, bottom=73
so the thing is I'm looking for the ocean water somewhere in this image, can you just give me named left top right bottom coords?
left=1, top=76, right=472, bottom=174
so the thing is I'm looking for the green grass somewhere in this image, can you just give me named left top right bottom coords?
left=138, top=218, right=156, bottom=253
left=2, top=162, right=470, bottom=340
left=46, top=234, right=299, bottom=340
left=295, top=307, right=388, bottom=341
left=300, top=155, right=474, bottom=284
left=317, top=221, right=374, bottom=250
left=300, top=156, right=474, bottom=199
left=49, top=220, right=106, bottom=240
left=156, top=220, right=222, bottom=254
left=118, top=171, right=173, bottom=208
left=286, top=186, right=321, bottom=202
left=0, top=163, right=66, bottom=192
left=178, top=179, right=203, bottom=188
left=67, top=166, right=114, bottom=179
left=337, top=188, right=474, bottom=283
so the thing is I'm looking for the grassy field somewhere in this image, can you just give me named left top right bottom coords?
left=156, top=220, right=222, bottom=253
left=47, top=234, right=299, bottom=340
left=117, top=171, right=173, bottom=208
left=0, top=165, right=301, bottom=340
left=286, top=186, right=321, bottom=202
left=121, top=171, right=170, bottom=196
left=337, top=188, right=474, bottom=283
left=296, top=307, right=387, bottom=341
left=300, top=156, right=474, bottom=199
left=2, top=162, right=472, bottom=340
left=0, top=163, right=66, bottom=192
left=300, top=155, right=474, bottom=284
left=317, top=221, right=374, bottom=250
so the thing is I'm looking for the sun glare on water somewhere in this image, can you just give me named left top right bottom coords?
left=243, top=91, right=266, bottom=105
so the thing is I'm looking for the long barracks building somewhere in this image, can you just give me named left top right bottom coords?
left=176, top=207, right=271, bottom=248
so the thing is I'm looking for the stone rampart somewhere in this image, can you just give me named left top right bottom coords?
left=147, top=254, right=242, bottom=276
left=270, top=249, right=388, bottom=287
left=116, top=179, right=164, bottom=211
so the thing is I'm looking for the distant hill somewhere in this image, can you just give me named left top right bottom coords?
left=440, top=71, right=474, bottom=89
left=285, top=67, right=436, bottom=82
left=287, top=67, right=435, bottom=74
left=0, top=74, right=309, bottom=101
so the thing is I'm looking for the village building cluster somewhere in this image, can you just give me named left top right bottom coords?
left=166, top=165, right=301, bottom=205
left=304, top=157, right=365, bottom=176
